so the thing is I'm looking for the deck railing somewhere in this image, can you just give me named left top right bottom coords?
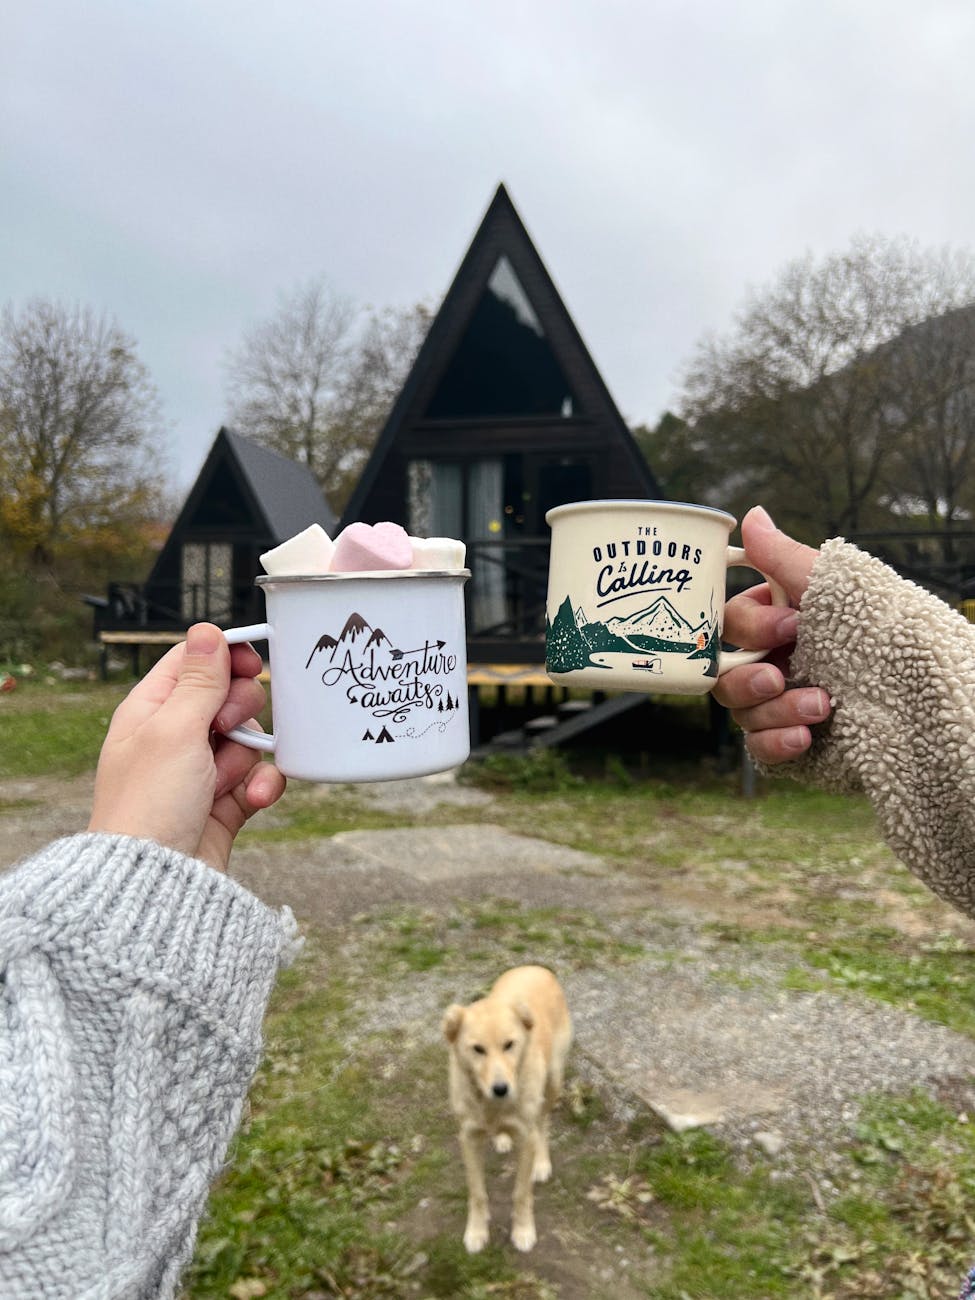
left=97, top=539, right=554, bottom=653
left=463, top=538, right=550, bottom=639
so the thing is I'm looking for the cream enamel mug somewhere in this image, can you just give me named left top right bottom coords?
left=545, top=500, right=784, bottom=695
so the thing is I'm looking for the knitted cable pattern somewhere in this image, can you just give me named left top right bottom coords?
left=769, top=538, right=975, bottom=920
left=0, top=833, right=299, bottom=1299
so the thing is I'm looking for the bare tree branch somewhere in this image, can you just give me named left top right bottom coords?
left=0, top=299, right=162, bottom=564
left=224, top=281, right=430, bottom=514
left=679, top=235, right=975, bottom=541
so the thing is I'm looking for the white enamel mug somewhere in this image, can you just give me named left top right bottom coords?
left=222, top=570, right=471, bottom=782
left=546, top=500, right=786, bottom=695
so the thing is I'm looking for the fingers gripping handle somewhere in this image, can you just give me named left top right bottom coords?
left=221, top=623, right=276, bottom=753
left=718, top=547, right=790, bottom=674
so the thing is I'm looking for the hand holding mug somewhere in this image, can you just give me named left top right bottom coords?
left=712, top=507, right=832, bottom=763
left=88, top=623, right=286, bottom=870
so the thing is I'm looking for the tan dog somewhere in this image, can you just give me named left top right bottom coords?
left=443, top=965, right=572, bottom=1252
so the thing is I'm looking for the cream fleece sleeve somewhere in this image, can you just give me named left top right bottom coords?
left=781, top=538, right=975, bottom=919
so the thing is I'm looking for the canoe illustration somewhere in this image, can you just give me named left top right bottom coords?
left=631, top=657, right=662, bottom=674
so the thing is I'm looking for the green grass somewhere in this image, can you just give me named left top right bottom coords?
left=182, top=951, right=560, bottom=1299
left=180, top=938, right=975, bottom=1300
left=780, top=930, right=975, bottom=1038
left=635, top=1130, right=808, bottom=1298
left=247, top=790, right=408, bottom=841
left=350, top=899, right=648, bottom=985
left=0, top=682, right=125, bottom=777
left=4, top=686, right=975, bottom=1297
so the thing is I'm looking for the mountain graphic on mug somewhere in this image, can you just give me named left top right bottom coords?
left=305, top=612, right=391, bottom=668
left=546, top=594, right=719, bottom=676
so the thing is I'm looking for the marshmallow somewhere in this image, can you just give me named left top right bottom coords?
left=330, top=521, right=414, bottom=572
left=408, top=536, right=467, bottom=570
left=260, top=523, right=335, bottom=575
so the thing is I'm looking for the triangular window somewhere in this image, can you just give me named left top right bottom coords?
left=425, top=256, right=578, bottom=419
left=189, top=460, right=252, bottom=528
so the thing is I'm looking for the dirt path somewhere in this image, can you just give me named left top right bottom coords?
left=6, top=772, right=975, bottom=1172
left=0, top=772, right=97, bottom=861
left=7, top=771, right=975, bottom=1295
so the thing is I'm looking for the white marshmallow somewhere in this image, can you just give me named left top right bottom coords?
left=260, top=523, right=335, bottom=576
left=408, top=536, right=467, bottom=570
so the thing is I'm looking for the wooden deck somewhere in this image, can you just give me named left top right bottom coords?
left=99, top=631, right=551, bottom=691
left=466, top=663, right=551, bottom=688
left=99, top=631, right=186, bottom=648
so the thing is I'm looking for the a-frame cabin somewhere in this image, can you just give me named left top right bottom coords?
left=341, top=184, right=660, bottom=663
left=98, top=427, right=336, bottom=633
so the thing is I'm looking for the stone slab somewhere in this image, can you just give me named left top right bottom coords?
left=330, top=823, right=612, bottom=883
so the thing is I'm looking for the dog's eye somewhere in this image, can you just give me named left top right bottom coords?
left=503, top=1040, right=514, bottom=1051
left=472, top=1044, right=486, bottom=1055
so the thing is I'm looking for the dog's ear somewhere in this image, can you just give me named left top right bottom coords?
left=514, top=1001, right=534, bottom=1031
left=443, top=1003, right=465, bottom=1043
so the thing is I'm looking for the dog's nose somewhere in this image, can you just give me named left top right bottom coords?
left=492, top=1082, right=509, bottom=1098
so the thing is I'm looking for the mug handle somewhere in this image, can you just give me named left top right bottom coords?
left=221, top=623, right=277, bottom=754
left=716, top=548, right=790, bottom=674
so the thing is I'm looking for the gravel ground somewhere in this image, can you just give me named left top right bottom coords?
left=6, top=769, right=975, bottom=1189
left=329, top=904, right=975, bottom=1183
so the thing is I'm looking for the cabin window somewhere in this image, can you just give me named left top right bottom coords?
left=409, top=457, right=507, bottom=633
left=180, top=542, right=232, bottom=623
left=424, top=256, right=578, bottom=420
left=408, top=460, right=462, bottom=538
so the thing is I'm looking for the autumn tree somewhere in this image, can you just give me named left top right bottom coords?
left=680, top=236, right=975, bottom=543
left=0, top=298, right=162, bottom=567
left=632, top=411, right=723, bottom=506
left=327, top=301, right=431, bottom=509
left=225, top=279, right=430, bottom=513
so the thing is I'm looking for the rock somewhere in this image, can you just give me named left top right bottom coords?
left=754, top=1130, right=785, bottom=1157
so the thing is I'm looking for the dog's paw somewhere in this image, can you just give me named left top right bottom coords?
left=493, top=1133, right=513, bottom=1154
left=511, top=1219, right=537, bottom=1252
left=531, top=1157, right=552, bottom=1183
left=464, top=1222, right=490, bottom=1253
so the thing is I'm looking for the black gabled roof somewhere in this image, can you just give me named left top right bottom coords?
left=147, top=427, right=335, bottom=588
left=341, top=183, right=658, bottom=528
left=220, top=427, right=337, bottom=540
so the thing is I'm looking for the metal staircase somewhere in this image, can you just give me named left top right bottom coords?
left=477, top=692, right=647, bottom=753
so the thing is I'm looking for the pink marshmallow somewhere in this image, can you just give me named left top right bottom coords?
left=330, top=520, right=414, bottom=572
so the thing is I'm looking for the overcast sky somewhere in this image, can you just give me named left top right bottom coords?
left=3, top=0, right=974, bottom=491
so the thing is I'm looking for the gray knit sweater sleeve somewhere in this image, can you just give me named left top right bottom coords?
left=0, top=832, right=299, bottom=1299
left=780, top=538, right=975, bottom=919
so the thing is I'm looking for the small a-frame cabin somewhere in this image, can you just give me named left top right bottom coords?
left=97, top=427, right=336, bottom=634
left=341, top=184, right=660, bottom=663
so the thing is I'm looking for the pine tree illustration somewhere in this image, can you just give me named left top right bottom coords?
left=438, top=699, right=443, bottom=712
left=547, top=595, right=591, bottom=673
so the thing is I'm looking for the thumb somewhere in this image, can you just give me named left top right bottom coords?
left=741, top=506, right=819, bottom=605
left=165, top=623, right=232, bottom=734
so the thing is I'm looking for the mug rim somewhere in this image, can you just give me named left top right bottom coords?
left=545, top=499, right=736, bottom=527
left=256, top=569, right=471, bottom=586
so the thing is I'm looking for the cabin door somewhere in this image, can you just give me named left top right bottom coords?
left=180, top=542, right=233, bottom=623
